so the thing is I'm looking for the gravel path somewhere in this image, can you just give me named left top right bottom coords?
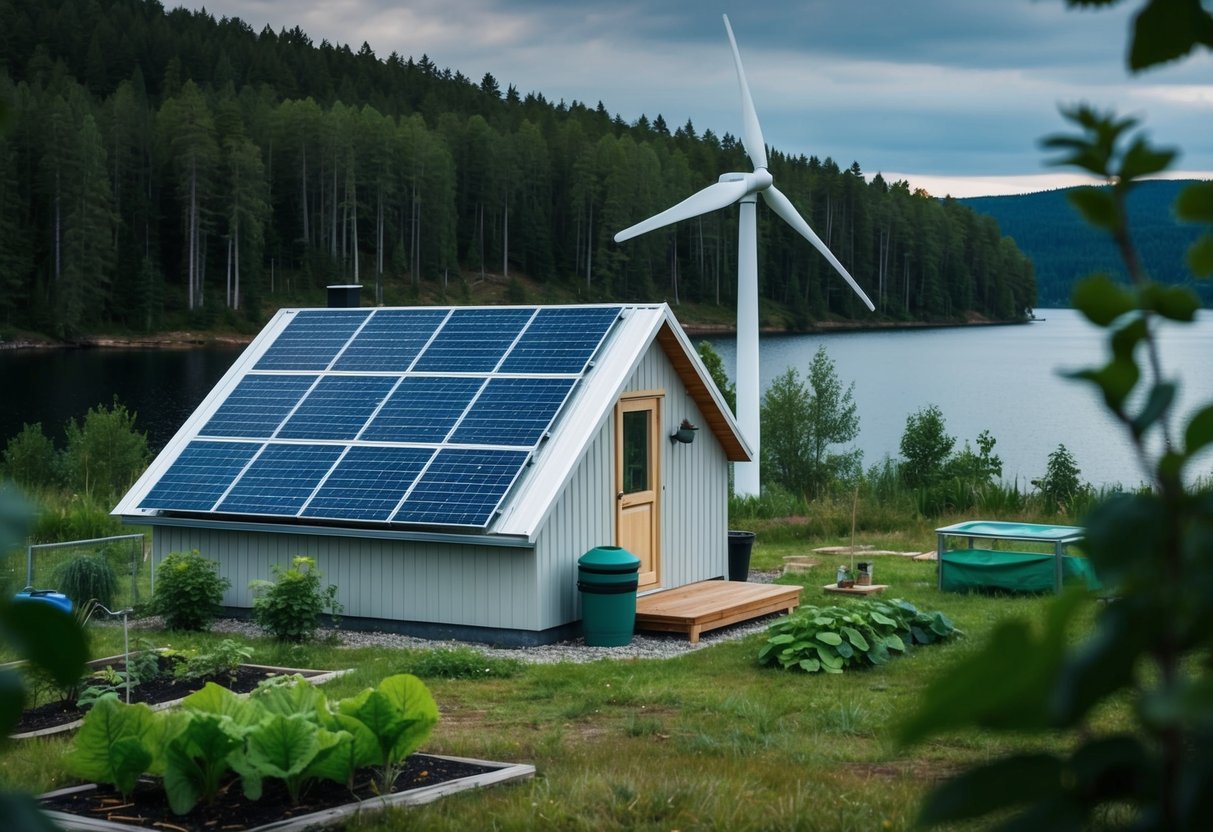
left=126, top=570, right=788, bottom=665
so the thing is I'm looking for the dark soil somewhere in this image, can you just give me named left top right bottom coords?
left=14, top=658, right=314, bottom=735
left=40, top=754, right=497, bottom=830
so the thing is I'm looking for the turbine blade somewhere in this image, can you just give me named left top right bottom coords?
left=763, top=186, right=876, bottom=311
left=723, top=14, right=768, bottom=171
left=614, top=179, right=749, bottom=243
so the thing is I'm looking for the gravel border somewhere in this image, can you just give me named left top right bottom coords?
left=115, top=571, right=790, bottom=665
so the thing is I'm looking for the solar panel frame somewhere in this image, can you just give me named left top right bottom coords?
left=138, top=440, right=263, bottom=512
left=393, top=448, right=531, bottom=527
left=198, top=375, right=319, bottom=439
left=253, top=310, right=370, bottom=371
left=276, top=375, right=400, bottom=440
left=216, top=443, right=345, bottom=516
left=301, top=445, right=434, bottom=521
left=499, top=306, right=622, bottom=374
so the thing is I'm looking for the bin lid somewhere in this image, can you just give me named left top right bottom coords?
left=578, top=545, right=640, bottom=572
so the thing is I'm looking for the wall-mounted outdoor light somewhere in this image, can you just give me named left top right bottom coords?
left=670, top=418, right=698, bottom=444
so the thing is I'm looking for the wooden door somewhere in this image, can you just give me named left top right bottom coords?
left=616, top=393, right=662, bottom=589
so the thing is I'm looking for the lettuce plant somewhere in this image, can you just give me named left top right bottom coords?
left=64, top=673, right=440, bottom=814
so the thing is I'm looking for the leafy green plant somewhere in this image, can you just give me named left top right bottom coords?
left=405, top=646, right=524, bottom=680
left=759, top=598, right=959, bottom=674
left=64, top=673, right=439, bottom=814
left=2, top=423, right=59, bottom=490
left=173, top=639, right=253, bottom=684
left=899, top=7, right=1213, bottom=828
left=151, top=550, right=230, bottom=631
left=55, top=554, right=117, bottom=608
left=250, top=556, right=342, bottom=642
left=59, top=397, right=150, bottom=500
left=62, top=694, right=161, bottom=800
left=335, top=673, right=440, bottom=792
left=1031, top=443, right=1089, bottom=513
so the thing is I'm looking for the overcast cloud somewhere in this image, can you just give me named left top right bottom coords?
left=183, top=0, right=1212, bottom=196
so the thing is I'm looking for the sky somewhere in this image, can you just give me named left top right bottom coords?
left=180, top=0, right=1213, bottom=197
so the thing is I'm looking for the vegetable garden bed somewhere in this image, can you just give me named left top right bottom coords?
left=11, top=653, right=347, bottom=739
left=39, top=753, right=535, bottom=831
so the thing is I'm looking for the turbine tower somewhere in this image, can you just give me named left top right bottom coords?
left=614, top=14, right=875, bottom=497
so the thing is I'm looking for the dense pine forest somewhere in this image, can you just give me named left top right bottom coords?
left=0, top=0, right=1036, bottom=339
left=962, top=180, right=1211, bottom=308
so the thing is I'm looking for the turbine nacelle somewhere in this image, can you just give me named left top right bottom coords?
left=718, top=170, right=772, bottom=193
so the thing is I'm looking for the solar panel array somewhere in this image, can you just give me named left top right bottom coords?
left=139, top=306, right=622, bottom=528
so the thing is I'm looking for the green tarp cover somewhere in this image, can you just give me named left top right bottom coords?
left=941, top=549, right=1101, bottom=593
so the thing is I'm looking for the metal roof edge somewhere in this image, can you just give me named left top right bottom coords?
left=654, top=306, right=753, bottom=462
left=118, top=514, right=535, bottom=549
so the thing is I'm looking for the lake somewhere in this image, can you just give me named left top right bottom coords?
left=1, top=307, right=1210, bottom=488
left=705, top=307, right=1213, bottom=489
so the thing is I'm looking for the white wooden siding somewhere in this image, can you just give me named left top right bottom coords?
left=153, top=528, right=542, bottom=630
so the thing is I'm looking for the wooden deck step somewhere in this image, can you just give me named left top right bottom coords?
left=635, top=580, right=803, bottom=644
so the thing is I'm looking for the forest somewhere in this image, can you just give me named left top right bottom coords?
left=962, top=179, right=1211, bottom=308
left=0, top=0, right=1036, bottom=338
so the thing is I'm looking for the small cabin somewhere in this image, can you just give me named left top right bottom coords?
left=113, top=303, right=750, bottom=645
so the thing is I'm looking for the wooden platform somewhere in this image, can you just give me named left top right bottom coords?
left=634, top=580, right=803, bottom=644
left=822, top=583, right=888, bottom=596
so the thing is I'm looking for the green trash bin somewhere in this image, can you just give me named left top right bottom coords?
left=578, top=546, right=641, bottom=646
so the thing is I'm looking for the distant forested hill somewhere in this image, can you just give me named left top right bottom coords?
left=961, top=180, right=1209, bottom=308
left=0, top=0, right=1034, bottom=338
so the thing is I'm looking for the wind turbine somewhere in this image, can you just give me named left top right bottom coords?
left=613, top=14, right=875, bottom=497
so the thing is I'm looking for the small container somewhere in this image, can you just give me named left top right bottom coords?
left=835, top=565, right=848, bottom=585
left=856, top=562, right=872, bottom=586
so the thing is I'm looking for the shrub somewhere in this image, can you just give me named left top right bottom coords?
left=759, top=598, right=960, bottom=674
left=3, top=423, right=59, bottom=490
left=1031, top=443, right=1089, bottom=513
left=60, top=397, right=150, bottom=500
left=250, top=556, right=342, bottom=642
left=55, top=554, right=117, bottom=608
left=174, top=638, right=253, bottom=683
left=151, top=550, right=230, bottom=631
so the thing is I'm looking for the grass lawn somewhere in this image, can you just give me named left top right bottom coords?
left=0, top=553, right=1119, bottom=831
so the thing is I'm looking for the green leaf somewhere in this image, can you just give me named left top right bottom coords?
left=768, top=633, right=794, bottom=645
left=1185, top=405, right=1213, bottom=457
left=64, top=697, right=159, bottom=799
left=898, top=594, right=1084, bottom=745
left=917, top=753, right=1064, bottom=824
left=1051, top=605, right=1140, bottom=726
left=1067, top=187, right=1118, bottom=231
left=243, top=714, right=319, bottom=780
left=0, top=792, right=62, bottom=832
left=1140, top=283, right=1199, bottom=321
left=1084, top=493, right=1167, bottom=584
left=1071, top=274, right=1135, bottom=326
left=1176, top=181, right=1213, bottom=223
left=1129, top=0, right=1213, bottom=71
left=1119, top=136, right=1176, bottom=182
left=1131, top=382, right=1176, bottom=437
left=0, top=670, right=25, bottom=737
left=816, top=647, right=844, bottom=669
left=841, top=626, right=870, bottom=651
left=815, top=631, right=843, bottom=646
left=1189, top=233, right=1213, bottom=277
left=162, top=713, right=245, bottom=814
left=884, top=633, right=906, bottom=653
left=870, top=611, right=896, bottom=627
left=0, top=599, right=88, bottom=687
left=181, top=682, right=261, bottom=727
left=798, top=658, right=821, bottom=673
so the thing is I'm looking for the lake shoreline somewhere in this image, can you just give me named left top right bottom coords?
left=3, top=314, right=1031, bottom=351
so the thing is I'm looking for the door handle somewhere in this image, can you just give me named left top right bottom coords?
left=617, top=491, right=624, bottom=500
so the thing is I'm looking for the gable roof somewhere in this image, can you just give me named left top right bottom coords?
left=113, top=303, right=749, bottom=543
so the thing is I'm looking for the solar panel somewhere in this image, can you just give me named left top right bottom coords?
left=500, top=306, right=621, bottom=373
left=136, top=305, right=625, bottom=529
left=450, top=377, right=574, bottom=446
left=393, top=448, right=530, bottom=527
left=360, top=376, right=483, bottom=443
left=254, top=310, right=369, bottom=371
left=139, top=441, right=262, bottom=511
left=277, top=375, right=398, bottom=440
left=412, top=308, right=534, bottom=372
left=302, top=446, right=433, bottom=521
left=217, top=443, right=345, bottom=516
left=199, top=375, right=318, bottom=438
left=333, top=309, right=447, bottom=372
